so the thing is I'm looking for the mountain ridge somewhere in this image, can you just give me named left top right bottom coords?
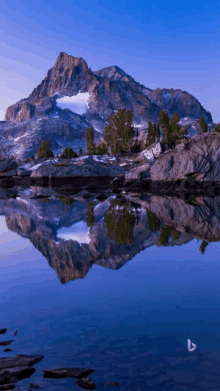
left=0, top=52, right=213, bottom=160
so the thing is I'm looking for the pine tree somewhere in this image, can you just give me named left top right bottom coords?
left=147, top=210, right=160, bottom=231
left=169, top=112, right=185, bottom=144
left=159, top=111, right=171, bottom=143
left=86, top=201, right=94, bottom=226
left=104, top=109, right=135, bottom=156
left=79, top=148, right=82, bottom=156
left=95, top=141, right=109, bottom=155
left=37, top=141, right=54, bottom=159
left=215, top=123, right=220, bottom=132
left=104, top=200, right=135, bottom=244
left=199, top=240, right=208, bottom=254
left=155, top=122, right=160, bottom=142
left=199, top=116, right=208, bottom=133
left=60, top=147, right=78, bottom=159
left=145, top=121, right=156, bottom=147
left=85, top=127, right=96, bottom=154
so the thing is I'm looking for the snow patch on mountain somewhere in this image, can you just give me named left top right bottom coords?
left=56, top=92, right=90, bottom=115
left=14, top=133, right=28, bottom=142
left=57, top=220, right=91, bottom=243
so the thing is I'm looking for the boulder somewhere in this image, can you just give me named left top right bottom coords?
left=151, top=132, right=220, bottom=181
left=30, top=157, right=126, bottom=178
left=138, top=142, right=162, bottom=161
left=125, top=162, right=154, bottom=181
left=0, top=160, right=17, bottom=174
left=0, top=329, right=6, bottom=335
left=16, top=168, right=32, bottom=177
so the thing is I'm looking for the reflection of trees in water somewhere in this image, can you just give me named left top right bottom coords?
left=86, top=201, right=94, bottom=227
left=199, top=240, right=209, bottom=255
left=147, top=210, right=160, bottom=232
left=159, top=224, right=180, bottom=246
left=104, top=199, right=136, bottom=245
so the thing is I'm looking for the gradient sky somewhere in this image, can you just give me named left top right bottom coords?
left=1, top=0, right=220, bottom=122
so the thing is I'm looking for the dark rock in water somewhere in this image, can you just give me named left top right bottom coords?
left=0, top=384, right=15, bottom=390
left=0, top=355, right=44, bottom=386
left=107, top=382, right=119, bottom=387
left=151, top=133, right=220, bottom=181
left=75, top=377, right=96, bottom=390
left=0, top=366, right=35, bottom=385
left=3, top=349, right=12, bottom=353
left=0, top=355, right=44, bottom=370
left=12, top=332, right=17, bottom=337
left=0, top=341, right=13, bottom=347
left=29, top=383, right=41, bottom=389
left=0, top=330, right=6, bottom=335
left=44, top=368, right=95, bottom=379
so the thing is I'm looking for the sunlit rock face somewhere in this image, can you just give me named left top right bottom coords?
left=151, top=132, right=220, bottom=181
left=1, top=52, right=212, bottom=159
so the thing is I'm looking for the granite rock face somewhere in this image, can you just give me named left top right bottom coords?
left=151, top=132, right=220, bottom=181
left=30, top=156, right=126, bottom=178
left=1, top=52, right=212, bottom=159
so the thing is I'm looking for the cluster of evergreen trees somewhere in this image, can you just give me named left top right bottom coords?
left=36, top=109, right=212, bottom=159
left=84, top=109, right=210, bottom=155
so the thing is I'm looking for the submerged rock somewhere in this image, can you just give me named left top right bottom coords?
left=0, top=330, right=6, bottom=335
left=0, top=341, right=14, bottom=347
left=44, top=368, right=95, bottom=379
left=75, top=377, right=96, bottom=390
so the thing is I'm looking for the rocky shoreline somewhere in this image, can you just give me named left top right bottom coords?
left=0, top=132, right=220, bottom=198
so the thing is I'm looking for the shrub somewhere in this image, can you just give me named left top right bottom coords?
left=37, top=141, right=54, bottom=159
left=25, top=157, right=30, bottom=163
left=79, top=148, right=83, bottom=156
left=54, top=163, right=68, bottom=167
left=31, top=155, right=35, bottom=160
left=60, top=147, right=78, bottom=159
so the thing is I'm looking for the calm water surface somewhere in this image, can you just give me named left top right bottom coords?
left=1, top=193, right=220, bottom=390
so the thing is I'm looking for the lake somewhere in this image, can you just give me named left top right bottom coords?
left=0, top=189, right=220, bottom=390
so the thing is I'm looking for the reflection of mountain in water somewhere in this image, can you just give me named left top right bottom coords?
left=0, top=193, right=189, bottom=283
left=2, top=192, right=220, bottom=284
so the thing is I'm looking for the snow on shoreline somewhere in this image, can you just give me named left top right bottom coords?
left=56, top=92, right=90, bottom=115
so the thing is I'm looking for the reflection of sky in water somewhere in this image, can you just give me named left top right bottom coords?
left=57, top=220, right=91, bottom=243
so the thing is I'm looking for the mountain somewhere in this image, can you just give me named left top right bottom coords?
left=0, top=52, right=213, bottom=160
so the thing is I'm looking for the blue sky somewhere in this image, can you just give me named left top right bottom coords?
left=1, top=0, right=220, bottom=122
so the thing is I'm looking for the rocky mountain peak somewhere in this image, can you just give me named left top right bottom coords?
left=28, top=52, right=97, bottom=103
left=94, top=65, right=135, bottom=83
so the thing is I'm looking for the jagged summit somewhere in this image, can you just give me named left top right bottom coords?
left=94, top=65, right=135, bottom=83
left=1, top=52, right=213, bottom=159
